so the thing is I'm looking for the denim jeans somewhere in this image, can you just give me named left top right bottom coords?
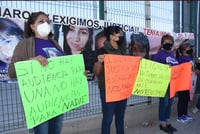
left=196, top=96, right=200, bottom=109
left=159, top=87, right=174, bottom=124
left=100, top=90, right=127, bottom=134
left=34, top=114, right=64, bottom=134
left=177, top=90, right=190, bottom=117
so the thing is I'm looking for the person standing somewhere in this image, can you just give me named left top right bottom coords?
left=93, top=26, right=127, bottom=134
left=152, top=34, right=178, bottom=134
left=176, top=43, right=194, bottom=123
left=8, top=11, right=64, bottom=134
left=192, top=57, right=200, bottom=114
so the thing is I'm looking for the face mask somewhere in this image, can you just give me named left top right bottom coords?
left=117, top=36, right=124, bottom=45
left=37, top=22, right=51, bottom=37
left=186, top=49, right=193, bottom=55
left=163, top=43, right=173, bottom=51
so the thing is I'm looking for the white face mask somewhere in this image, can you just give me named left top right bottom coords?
left=37, top=22, right=51, bottom=37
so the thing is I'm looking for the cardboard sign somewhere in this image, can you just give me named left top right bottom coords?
left=15, top=55, right=89, bottom=128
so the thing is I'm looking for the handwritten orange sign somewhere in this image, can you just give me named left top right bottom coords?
left=104, top=54, right=140, bottom=102
left=170, top=62, right=192, bottom=98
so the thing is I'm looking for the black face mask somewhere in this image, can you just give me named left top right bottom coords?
left=163, top=43, right=173, bottom=50
left=186, top=49, right=193, bottom=55
left=117, top=36, right=124, bottom=45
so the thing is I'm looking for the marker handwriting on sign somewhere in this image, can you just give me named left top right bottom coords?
left=132, top=59, right=171, bottom=97
left=104, top=54, right=140, bottom=102
left=14, top=55, right=89, bottom=129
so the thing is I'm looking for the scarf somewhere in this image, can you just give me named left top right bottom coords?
left=98, top=40, right=122, bottom=90
left=103, top=40, right=122, bottom=55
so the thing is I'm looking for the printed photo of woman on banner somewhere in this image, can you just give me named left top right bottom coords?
left=62, top=24, right=95, bottom=81
left=127, top=32, right=150, bottom=59
left=0, top=17, right=24, bottom=82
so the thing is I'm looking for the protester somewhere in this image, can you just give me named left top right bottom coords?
left=62, top=25, right=95, bottom=80
left=128, top=32, right=150, bottom=58
left=8, top=11, right=65, bottom=134
left=192, top=57, right=200, bottom=114
left=93, top=26, right=127, bottom=134
left=192, top=96, right=200, bottom=114
left=152, top=34, right=178, bottom=134
left=176, top=43, right=194, bottom=123
left=0, top=18, right=24, bottom=81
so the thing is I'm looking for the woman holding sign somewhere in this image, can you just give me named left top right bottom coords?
left=93, top=26, right=127, bottom=134
left=176, top=43, right=194, bottom=123
left=8, top=11, right=64, bottom=134
left=152, top=34, right=178, bottom=134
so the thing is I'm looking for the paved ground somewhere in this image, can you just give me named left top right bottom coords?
left=78, top=108, right=200, bottom=134
left=4, top=98, right=200, bottom=134
left=123, top=114, right=200, bottom=134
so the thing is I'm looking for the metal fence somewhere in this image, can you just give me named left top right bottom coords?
left=0, top=1, right=174, bottom=32
left=0, top=1, right=173, bottom=133
left=0, top=81, right=159, bottom=133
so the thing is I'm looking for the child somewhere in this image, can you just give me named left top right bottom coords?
left=176, top=43, right=194, bottom=123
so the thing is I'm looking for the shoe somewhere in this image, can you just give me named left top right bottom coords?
left=192, top=107, right=199, bottom=114
left=177, top=115, right=189, bottom=124
left=184, top=115, right=193, bottom=121
left=167, top=124, right=177, bottom=132
left=159, top=124, right=173, bottom=134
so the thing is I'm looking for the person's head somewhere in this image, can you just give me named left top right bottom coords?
left=94, top=30, right=106, bottom=50
left=176, top=43, right=193, bottom=58
left=104, top=26, right=123, bottom=43
left=0, top=18, right=24, bottom=64
left=128, top=32, right=149, bottom=58
left=24, top=11, right=53, bottom=39
left=62, top=25, right=93, bottom=55
left=161, top=34, right=174, bottom=52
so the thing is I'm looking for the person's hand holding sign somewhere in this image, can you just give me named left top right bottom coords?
left=30, top=55, right=48, bottom=67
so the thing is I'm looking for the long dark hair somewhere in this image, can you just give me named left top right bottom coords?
left=62, top=25, right=93, bottom=55
left=128, top=32, right=149, bottom=58
left=0, top=18, right=24, bottom=40
left=104, top=26, right=127, bottom=54
left=62, top=25, right=95, bottom=72
left=176, top=43, right=191, bottom=58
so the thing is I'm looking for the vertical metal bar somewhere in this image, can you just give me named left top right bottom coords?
left=99, top=0, right=104, bottom=20
left=197, top=1, right=199, bottom=57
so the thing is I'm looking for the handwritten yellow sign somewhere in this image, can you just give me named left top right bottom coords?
left=132, top=59, right=171, bottom=97
left=14, top=55, right=89, bottom=129
left=104, top=54, right=140, bottom=102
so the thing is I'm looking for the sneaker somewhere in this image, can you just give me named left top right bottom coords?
left=192, top=107, right=199, bottom=114
left=184, top=115, right=193, bottom=121
left=177, top=116, right=189, bottom=124
left=167, top=124, right=177, bottom=132
left=159, top=124, right=173, bottom=134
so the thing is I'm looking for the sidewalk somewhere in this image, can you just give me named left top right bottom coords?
left=78, top=112, right=200, bottom=134
left=61, top=99, right=200, bottom=134
left=6, top=98, right=200, bottom=134
left=120, top=113, right=200, bottom=134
